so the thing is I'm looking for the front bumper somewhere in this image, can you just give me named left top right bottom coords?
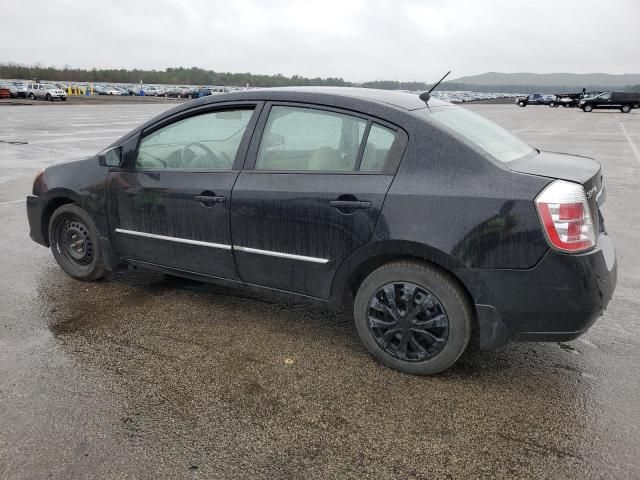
left=462, top=233, right=617, bottom=349
left=27, top=195, right=47, bottom=246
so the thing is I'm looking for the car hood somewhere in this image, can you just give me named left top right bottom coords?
left=49, top=155, right=94, bottom=169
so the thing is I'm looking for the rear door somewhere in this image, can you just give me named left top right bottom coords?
left=230, top=103, right=406, bottom=299
left=108, top=103, right=261, bottom=279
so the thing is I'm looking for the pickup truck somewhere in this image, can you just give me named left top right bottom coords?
left=516, top=93, right=557, bottom=107
left=579, top=91, right=640, bottom=113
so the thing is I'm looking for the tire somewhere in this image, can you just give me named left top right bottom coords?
left=46, top=93, right=52, bottom=101
left=49, top=204, right=107, bottom=281
left=353, top=261, right=472, bottom=375
left=583, top=104, right=594, bottom=112
left=518, top=101, right=525, bottom=107
left=29, top=93, right=36, bottom=100
left=621, top=104, right=631, bottom=113
left=549, top=102, right=555, bottom=107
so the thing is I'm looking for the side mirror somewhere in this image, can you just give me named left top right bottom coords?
left=264, top=133, right=285, bottom=148
left=98, top=146, right=122, bottom=167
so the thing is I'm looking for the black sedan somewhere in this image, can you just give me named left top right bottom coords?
left=26, top=87, right=617, bottom=375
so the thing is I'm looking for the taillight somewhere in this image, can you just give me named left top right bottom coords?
left=535, top=180, right=595, bottom=253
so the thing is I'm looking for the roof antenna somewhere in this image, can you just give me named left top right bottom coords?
left=419, top=70, right=451, bottom=104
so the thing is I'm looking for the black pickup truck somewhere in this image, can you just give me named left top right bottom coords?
left=516, top=93, right=557, bottom=107
left=579, top=91, right=640, bottom=113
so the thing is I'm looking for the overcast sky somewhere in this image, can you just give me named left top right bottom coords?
left=2, top=0, right=638, bottom=82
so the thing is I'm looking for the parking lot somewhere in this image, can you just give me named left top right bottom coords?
left=0, top=103, right=639, bottom=479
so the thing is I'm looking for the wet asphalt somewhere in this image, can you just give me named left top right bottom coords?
left=0, top=103, right=639, bottom=479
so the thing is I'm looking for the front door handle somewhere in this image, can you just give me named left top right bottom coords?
left=195, top=194, right=226, bottom=207
left=329, top=199, right=371, bottom=213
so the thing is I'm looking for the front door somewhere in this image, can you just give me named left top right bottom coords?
left=231, top=104, right=405, bottom=298
left=108, top=105, right=259, bottom=279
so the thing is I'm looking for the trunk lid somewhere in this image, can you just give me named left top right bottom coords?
left=509, top=150, right=605, bottom=233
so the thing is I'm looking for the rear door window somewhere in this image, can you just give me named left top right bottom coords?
left=255, top=106, right=398, bottom=172
left=256, top=106, right=366, bottom=171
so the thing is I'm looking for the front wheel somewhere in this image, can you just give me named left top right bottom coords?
left=29, top=93, right=36, bottom=100
left=583, top=104, right=594, bottom=112
left=518, top=101, right=525, bottom=107
left=354, top=261, right=472, bottom=375
left=49, top=204, right=107, bottom=281
left=621, top=104, right=631, bottom=113
left=549, top=102, right=555, bottom=107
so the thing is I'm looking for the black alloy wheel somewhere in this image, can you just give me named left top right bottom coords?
left=354, top=261, right=472, bottom=375
left=367, top=282, right=449, bottom=362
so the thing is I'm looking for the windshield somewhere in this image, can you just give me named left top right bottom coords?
left=418, top=106, right=536, bottom=163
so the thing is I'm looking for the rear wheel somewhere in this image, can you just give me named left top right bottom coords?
left=29, top=92, right=36, bottom=100
left=583, top=104, right=594, bottom=112
left=549, top=101, right=555, bottom=107
left=518, top=101, right=525, bottom=107
left=49, top=204, right=107, bottom=281
left=354, top=261, right=472, bottom=375
left=621, top=104, right=631, bottom=113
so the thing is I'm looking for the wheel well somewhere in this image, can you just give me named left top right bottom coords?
left=346, top=254, right=473, bottom=304
left=41, top=197, right=75, bottom=245
left=344, top=253, right=479, bottom=345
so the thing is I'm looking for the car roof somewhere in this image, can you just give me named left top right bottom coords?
left=205, top=86, right=449, bottom=111
left=113, top=86, right=451, bottom=147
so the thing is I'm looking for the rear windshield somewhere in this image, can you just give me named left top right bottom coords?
left=418, top=106, right=535, bottom=163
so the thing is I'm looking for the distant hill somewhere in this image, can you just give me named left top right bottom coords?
left=448, top=72, right=640, bottom=90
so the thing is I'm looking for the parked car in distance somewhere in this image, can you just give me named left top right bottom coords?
left=555, top=93, right=581, bottom=108
left=104, top=86, right=122, bottom=95
left=0, top=84, right=12, bottom=98
left=182, top=87, right=217, bottom=99
left=26, top=83, right=67, bottom=101
left=142, top=86, right=165, bottom=97
left=165, top=86, right=189, bottom=98
left=579, top=91, right=640, bottom=113
left=12, top=82, right=28, bottom=98
left=516, top=93, right=557, bottom=107
left=26, top=87, right=617, bottom=375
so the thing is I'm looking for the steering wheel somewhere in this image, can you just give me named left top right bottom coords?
left=137, top=150, right=167, bottom=168
left=180, top=142, right=231, bottom=168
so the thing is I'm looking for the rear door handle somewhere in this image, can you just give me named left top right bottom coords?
left=329, top=200, right=371, bottom=210
left=195, top=194, right=226, bottom=207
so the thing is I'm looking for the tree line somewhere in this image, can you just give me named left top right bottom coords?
left=2, top=63, right=639, bottom=92
left=0, top=63, right=351, bottom=87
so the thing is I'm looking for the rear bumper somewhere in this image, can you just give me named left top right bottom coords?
left=463, top=233, right=617, bottom=349
left=27, top=195, right=47, bottom=246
